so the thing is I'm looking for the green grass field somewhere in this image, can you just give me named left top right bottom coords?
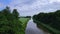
left=19, top=17, right=31, bottom=34
left=19, top=18, right=30, bottom=27
left=19, top=18, right=30, bottom=23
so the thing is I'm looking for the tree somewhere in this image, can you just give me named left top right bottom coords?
left=0, top=7, right=22, bottom=34
left=12, top=9, right=19, bottom=19
left=33, top=10, right=60, bottom=30
left=2, top=6, right=10, bottom=15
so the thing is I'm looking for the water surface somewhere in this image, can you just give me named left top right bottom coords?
left=25, top=19, right=48, bottom=34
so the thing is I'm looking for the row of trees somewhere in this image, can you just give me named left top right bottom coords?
left=0, top=7, right=22, bottom=34
left=33, top=10, right=60, bottom=30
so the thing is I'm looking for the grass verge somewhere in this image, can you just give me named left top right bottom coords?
left=34, top=19, right=60, bottom=34
left=19, top=17, right=31, bottom=34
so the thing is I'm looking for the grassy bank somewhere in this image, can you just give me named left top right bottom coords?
left=33, top=19, right=60, bottom=34
left=33, top=10, right=60, bottom=34
left=19, top=17, right=31, bottom=34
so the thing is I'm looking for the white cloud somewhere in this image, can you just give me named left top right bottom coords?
left=49, top=0, right=60, bottom=3
left=7, top=0, right=60, bottom=16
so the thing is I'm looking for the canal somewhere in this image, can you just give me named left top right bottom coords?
left=25, top=18, right=48, bottom=34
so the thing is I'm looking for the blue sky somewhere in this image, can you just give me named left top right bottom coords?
left=0, top=0, right=60, bottom=16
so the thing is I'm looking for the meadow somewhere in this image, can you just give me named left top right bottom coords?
left=19, top=17, right=31, bottom=34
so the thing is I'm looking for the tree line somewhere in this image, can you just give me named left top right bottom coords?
left=33, top=10, right=60, bottom=31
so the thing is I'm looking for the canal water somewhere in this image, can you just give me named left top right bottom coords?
left=25, top=19, right=48, bottom=34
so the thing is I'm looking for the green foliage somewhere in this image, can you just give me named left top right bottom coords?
left=12, top=9, right=19, bottom=19
left=0, top=7, right=23, bottom=34
left=33, top=10, right=60, bottom=34
left=26, top=16, right=31, bottom=18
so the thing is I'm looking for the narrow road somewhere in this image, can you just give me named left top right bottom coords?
left=25, top=19, right=48, bottom=34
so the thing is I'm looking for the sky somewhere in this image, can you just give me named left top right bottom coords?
left=0, top=0, right=60, bottom=16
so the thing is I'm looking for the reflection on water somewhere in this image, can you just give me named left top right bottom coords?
left=25, top=19, right=48, bottom=34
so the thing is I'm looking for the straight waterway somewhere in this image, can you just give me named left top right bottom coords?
left=25, top=19, right=49, bottom=34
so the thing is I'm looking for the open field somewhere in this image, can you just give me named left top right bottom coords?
left=19, top=18, right=30, bottom=23
left=19, top=17, right=31, bottom=34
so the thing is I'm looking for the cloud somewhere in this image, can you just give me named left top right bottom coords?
left=0, top=0, right=60, bottom=16
left=8, top=0, right=50, bottom=16
left=49, top=0, right=60, bottom=3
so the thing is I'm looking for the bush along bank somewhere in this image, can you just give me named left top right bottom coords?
left=33, top=10, right=60, bottom=34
